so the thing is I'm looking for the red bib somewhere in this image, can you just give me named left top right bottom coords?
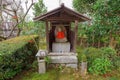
left=56, top=31, right=65, bottom=39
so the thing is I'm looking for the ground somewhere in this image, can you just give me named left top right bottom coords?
left=12, top=61, right=120, bottom=80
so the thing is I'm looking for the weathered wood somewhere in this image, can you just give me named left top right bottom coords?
left=47, top=18, right=75, bottom=22
left=45, top=21, right=49, bottom=52
left=33, top=4, right=91, bottom=22
left=73, top=20, right=78, bottom=52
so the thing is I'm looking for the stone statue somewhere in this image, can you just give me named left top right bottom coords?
left=55, top=25, right=67, bottom=42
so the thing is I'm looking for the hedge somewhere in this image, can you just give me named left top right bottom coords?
left=0, top=35, right=38, bottom=80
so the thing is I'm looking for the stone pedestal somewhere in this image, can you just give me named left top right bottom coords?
left=81, top=62, right=87, bottom=76
left=38, top=60, right=46, bottom=74
left=36, top=50, right=47, bottom=74
left=52, top=42, right=70, bottom=52
left=48, top=53, right=78, bottom=69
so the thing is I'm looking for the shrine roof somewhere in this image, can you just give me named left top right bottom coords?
left=33, top=4, right=91, bottom=22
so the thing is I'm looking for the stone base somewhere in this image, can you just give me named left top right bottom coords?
left=48, top=53, right=78, bottom=69
left=38, top=60, right=46, bottom=74
left=52, top=42, right=70, bottom=52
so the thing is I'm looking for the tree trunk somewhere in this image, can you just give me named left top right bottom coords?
left=17, top=28, right=21, bottom=36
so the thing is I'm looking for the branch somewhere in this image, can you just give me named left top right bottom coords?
left=7, top=1, right=34, bottom=38
left=4, top=7, right=14, bottom=12
left=3, top=10, right=14, bottom=16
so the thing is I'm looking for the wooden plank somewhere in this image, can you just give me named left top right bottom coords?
left=45, top=21, right=49, bottom=52
left=47, top=18, right=76, bottom=22
left=47, top=16, right=79, bottom=21
left=73, top=20, right=78, bottom=52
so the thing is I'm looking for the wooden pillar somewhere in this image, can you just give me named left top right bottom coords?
left=45, top=21, right=49, bottom=52
left=73, top=20, right=78, bottom=52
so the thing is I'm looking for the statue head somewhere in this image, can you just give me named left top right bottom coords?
left=58, top=27, right=62, bottom=32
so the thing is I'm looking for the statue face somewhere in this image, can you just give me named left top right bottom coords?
left=58, top=27, right=62, bottom=31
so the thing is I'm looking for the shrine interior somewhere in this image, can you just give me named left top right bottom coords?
left=49, top=21, right=75, bottom=53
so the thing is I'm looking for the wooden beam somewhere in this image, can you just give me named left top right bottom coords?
left=73, top=20, right=78, bottom=53
left=47, top=19, right=75, bottom=22
left=45, top=21, right=49, bottom=52
left=47, top=16, right=79, bottom=21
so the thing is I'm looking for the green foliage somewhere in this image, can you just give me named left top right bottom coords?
left=112, top=56, right=120, bottom=69
left=21, top=0, right=47, bottom=36
left=84, top=47, right=103, bottom=62
left=44, top=56, right=51, bottom=64
left=21, top=21, right=37, bottom=35
left=78, top=53, right=87, bottom=62
left=73, top=0, right=120, bottom=47
left=93, top=0, right=120, bottom=36
left=89, top=58, right=112, bottom=75
left=32, top=0, right=47, bottom=39
left=31, top=61, right=38, bottom=70
left=79, top=47, right=116, bottom=75
left=73, top=0, right=97, bottom=14
left=77, top=47, right=87, bottom=62
left=109, top=77, right=119, bottom=80
left=58, top=65, right=63, bottom=71
left=0, top=35, right=38, bottom=80
left=101, top=47, right=117, bottom=58
left=32, top=0, right=47, bottom=17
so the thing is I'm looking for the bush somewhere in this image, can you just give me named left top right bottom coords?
left=88, top=58, right=112, bottom=75
left=83, top=47, right=103, bottom=64
left=101, top=47, right=117, bottom=58
left=112, top=56, right=120, bottom=69
left=77, top=47, right=87, bottom=62
left=0, top=35, right=38, bottom=80
left=77, top=47, right=117, bottom=75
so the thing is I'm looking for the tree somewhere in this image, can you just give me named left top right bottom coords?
left=73, top=0, right=120, bottom=48
left=33, top=0, right=47, bottom=17
left=73, top=0, right=97, bottom=14
left=32, top=0, right=47, bottom=49
left=92, top=0, right=120, bottom=48
left=32, top=0, right=47, bottom=35
left=0, top=0, right=34, bottom=39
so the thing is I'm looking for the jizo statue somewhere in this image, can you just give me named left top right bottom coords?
left=55, top=25, right=67, bottom=42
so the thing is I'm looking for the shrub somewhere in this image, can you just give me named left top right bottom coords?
left=77, top=47, right=117, bottom=75
left=77, top=47, right=87, bottom=62
left=83, top=47, right=103, bottom=64
left=101, top=47, right=117, bottom=58
left=0, top=35, right=38, bottom=80
left=88, top=58, right=112, bottom=75
left=112, top=56, right=120, bottom=69
left=77, top=53, right=87, bottom=62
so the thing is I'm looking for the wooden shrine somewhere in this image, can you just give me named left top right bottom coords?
left=34, top=4, right=90, bottom=68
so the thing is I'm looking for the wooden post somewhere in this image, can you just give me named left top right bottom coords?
left=73, top=20, right=78, bottom=52
left=45, top=21, right=49, bottom=52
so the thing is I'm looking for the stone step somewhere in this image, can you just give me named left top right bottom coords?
left=48, top=52, right=77, bottom=56
left=48, top=55, right=78, bottom=64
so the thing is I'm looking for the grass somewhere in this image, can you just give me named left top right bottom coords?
left=12, top=61, right=120, bottom=80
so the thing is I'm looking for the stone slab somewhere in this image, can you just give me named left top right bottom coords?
left=48, top=55, right=78, bottom=64
left=48, top=52, right=77, bottom=56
